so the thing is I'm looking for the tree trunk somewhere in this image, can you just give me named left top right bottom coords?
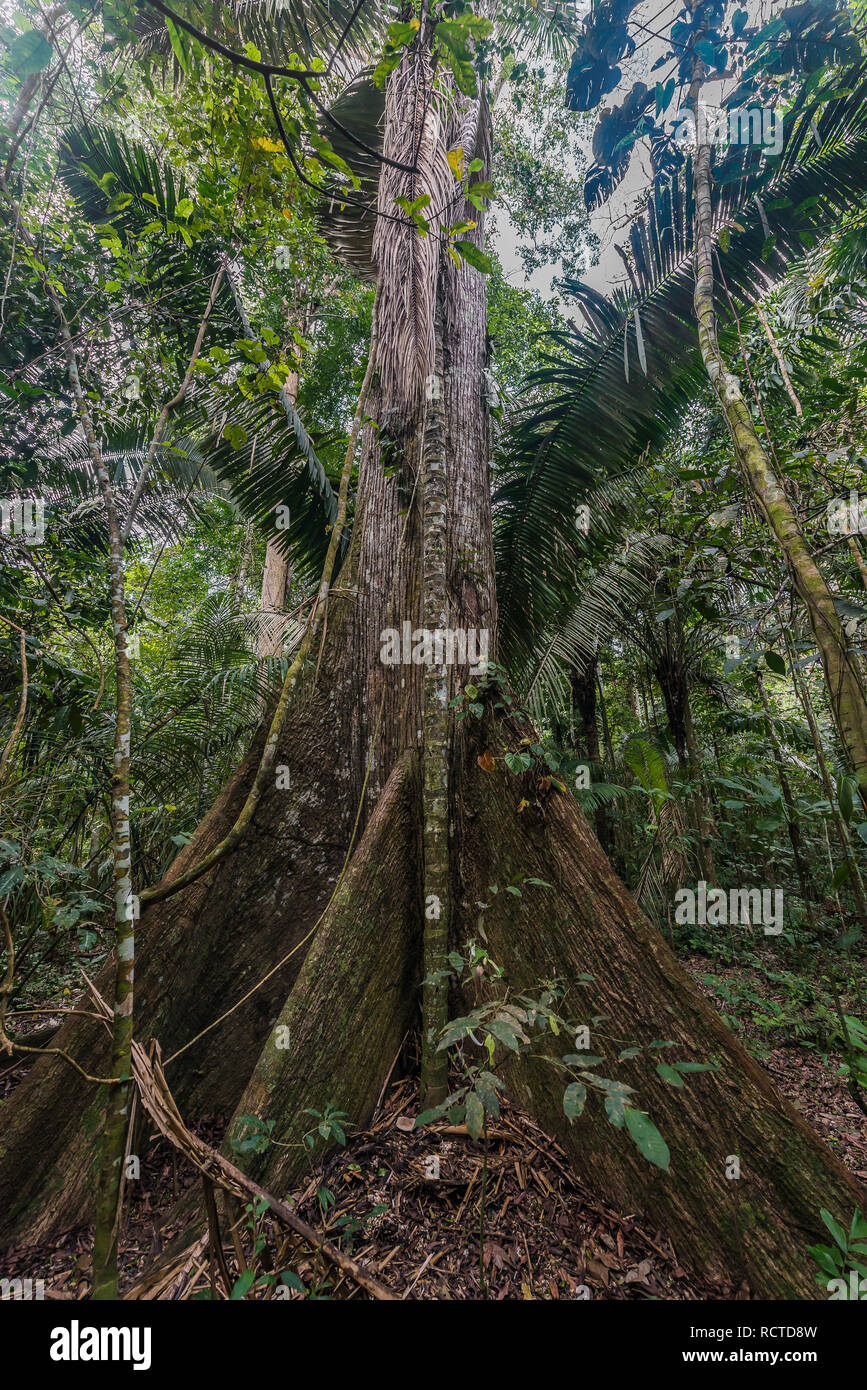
left=570, top=660, right=613, bottom=854
left=690, top=82, right=867, bottom=813
left=456, top=717, right=866, bottom=1298
left=654, top=639, right=714, bottom=881
left=225, top=751, right=422, bottom=1188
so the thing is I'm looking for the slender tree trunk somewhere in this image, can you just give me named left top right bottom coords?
left=654, top=641, right=714, bottom=880
left=755, top=670, right=817, bottom=934
left=570, top=660, right=613, bottom=853
left=257, top=364, right=300, bottom=663
left=689, top=81, right=867, bottom=813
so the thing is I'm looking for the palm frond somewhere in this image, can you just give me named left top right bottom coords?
left=496, top=62, right=867, bottom=667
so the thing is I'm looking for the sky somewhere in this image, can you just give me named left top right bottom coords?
left=491, top=0, right=788, bottom=310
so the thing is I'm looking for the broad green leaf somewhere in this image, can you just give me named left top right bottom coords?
left=656, top=1062, right=685, bottom=1087
left=563, top=1082, right=587, bottom=1120
left=605, top=1093, right=626, bottom=1128
left=9, top=30, right=51, bottom=76
left=624, top=1108, right=670, bottom=1171
left=230, top=1269, right=256, bottom=1299
left=820, top=1207, right=849, bottom=1253
left=465, top=1091, right=485, bottom=1140
left=453, top=239, right=494, bottom=275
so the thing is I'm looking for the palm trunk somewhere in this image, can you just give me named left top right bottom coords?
left=570, top=660, right=613, bottom=853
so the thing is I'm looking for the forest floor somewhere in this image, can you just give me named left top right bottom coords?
left=682, top=952, right=867, bottom=1183
left=1, top=945, right=864, bottom=1300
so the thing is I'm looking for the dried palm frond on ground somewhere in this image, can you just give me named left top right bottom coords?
left=0, top=1072, right=731, bottom=1301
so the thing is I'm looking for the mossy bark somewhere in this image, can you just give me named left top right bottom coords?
left=225, top=752, right=422, bottom=1190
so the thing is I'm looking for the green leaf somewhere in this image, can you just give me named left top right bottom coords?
left=486, top=1019, right=520, bottom=1052
left=832, top=862, right=852, bottom=890
left=656, top=1062, right=685, bottom=1087
left=453, top=239, right=494, bottom=275
left=837, top=774, right=856, bottom=825
left=624, top=1108, right=670, bottom=1171
left=655, top=78, right=675, bottom=115
left=850, top=1208, right=867, bottom=1242
left=164, top=16, right=193, bottom=77
left=605, top=1093, right=626, bottom=1128
left=230, top=1269, right=256, bottom=1299
left=476, top=1071, right=502, bottom=1119
left=9, top=30, right=51, bottom=77
left=820, top=1207, right=849, bottom=1253
left=807, top=1244, right=841, bottom=1278
left=563, top=1082, right=587, bottom=1120
left=465, top=1091, right=485, bottom=1140
left=467, top=179, right=495, bottom=211
left=765, top=649, right=786, bottom=675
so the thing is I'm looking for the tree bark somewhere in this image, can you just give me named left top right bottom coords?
left=226, top=752, right=422, bottom=1189
left=456, top=713, right=867, bottom=1298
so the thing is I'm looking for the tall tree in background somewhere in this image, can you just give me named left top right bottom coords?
left=566, top=0, right=867, bottom=807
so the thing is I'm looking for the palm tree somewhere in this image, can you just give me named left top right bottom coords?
left=504, top=2, right=867, bottom=807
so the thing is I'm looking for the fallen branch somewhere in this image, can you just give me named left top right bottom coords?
left=86, top=981, right=400, bottom=1301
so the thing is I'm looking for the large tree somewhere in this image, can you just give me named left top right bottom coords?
left=0, top=0, right=864, bottom=1299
